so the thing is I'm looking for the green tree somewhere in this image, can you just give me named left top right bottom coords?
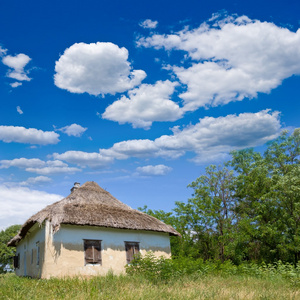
left=229, top=148, right=276, bottom=262
left=185, top=165, right=236, bottom=261
left=230, top=129, right=300, bottom=263
left=139, top=166, right=237, bottom=261
left=264, top=129, right=300, bottom=263
left=0, top=225, right=21, bottom=273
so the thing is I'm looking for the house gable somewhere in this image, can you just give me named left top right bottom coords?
left=15, top=222, right=45, bottom=278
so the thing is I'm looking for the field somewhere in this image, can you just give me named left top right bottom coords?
left=0, top=272, right=299, bottom=300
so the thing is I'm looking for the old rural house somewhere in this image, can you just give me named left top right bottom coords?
left=8, top=181, right=180, bottom=278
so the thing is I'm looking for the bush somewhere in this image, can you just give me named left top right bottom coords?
left=125, top=252, right=174, bottom=283
left=126, top=253, right=300, bottom=284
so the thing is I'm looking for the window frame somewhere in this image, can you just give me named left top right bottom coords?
left=124, top=241, right=140, bottom=264
left=83, top=239, right=102, bottom=265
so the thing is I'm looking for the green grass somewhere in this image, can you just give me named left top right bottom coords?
left=0, top=272, right=299, bottom=300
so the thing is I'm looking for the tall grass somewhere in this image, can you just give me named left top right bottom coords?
left=1, top=256, right=300, bottom=300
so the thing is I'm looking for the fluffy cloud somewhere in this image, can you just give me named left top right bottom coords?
left=16, top=106, right=23, bottom=114
left=54, top=42, right=146, bottom=96
left=0, top=158, right=81, bottom=175
left=136, top=164, right=172, bottom=176
left=102, top=80, right=182, bottom=128
left=154, top=110, right=281, bottom=162
left=11, top=82, right=22, bottom=88
left=139, top=19, right=158, bottom=29
left=138, top=15, right=300, bottom=111
left=25, top=160, right=81, bottom=175
left=20, top=176, right=52, bottom=186
left=26, top=166, right=81, bottom=175
left=2, top=53, right=32, bottom=82
left=0, top=185, right=62, bottom=230
left=102, top=110, right=280, bottom=161
left=0, top=158, right=45, bottom=169
left=56, top=110, right=281, bottom=165
left=0, top=125, right=59, bottom=145
left=53, top=151, right=114, bottom=169
left=101, top=139, right=159, bottom=159
left=58, top=123, right=87, bottom=137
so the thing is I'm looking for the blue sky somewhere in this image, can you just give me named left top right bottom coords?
left=1, top=0, right=300, bottom=229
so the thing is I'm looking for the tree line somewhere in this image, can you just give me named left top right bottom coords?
left=139, top=129, right=300, bottom=265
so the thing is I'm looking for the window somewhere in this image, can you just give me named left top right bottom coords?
left=36, top=242, right=40, bottom=265
left=31, top=249, right=33, bottom=264
left=125, top=242, right=140, bottom=264
left=13, top=253, right=20, bottom=269
left=84, top=240, right=102, bottom=265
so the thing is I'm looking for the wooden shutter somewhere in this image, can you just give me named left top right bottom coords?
left=125, top=242, right=139, bottom=264
left=125, top=243, right=133, bottom=264
left=133, top=244, right=139, bottom=256
left=13, top=255, right=19, bottom=269
left=84, top=240, right=101, bottom=265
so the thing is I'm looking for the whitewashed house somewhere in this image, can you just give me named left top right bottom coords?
left=8, top=182, right=180, bottom=278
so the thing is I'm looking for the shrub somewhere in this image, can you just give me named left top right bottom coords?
left=126, top=252, right=300, bottom=285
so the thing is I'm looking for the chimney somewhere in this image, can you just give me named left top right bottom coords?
left=71, top=182, right=80, bottom=192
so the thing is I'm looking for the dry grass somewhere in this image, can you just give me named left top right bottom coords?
left=0, top=273, right=299, bottom=300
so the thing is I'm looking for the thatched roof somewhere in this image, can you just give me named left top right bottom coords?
left=8, top=181, right=180, bottom=246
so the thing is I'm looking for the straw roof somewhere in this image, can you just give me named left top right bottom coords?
left=8, top=181, right=180, bottom=246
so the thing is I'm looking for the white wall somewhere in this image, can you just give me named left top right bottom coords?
left=42, top=224, right=171, bottom=278
left=15, top=223, right=45, bottom=277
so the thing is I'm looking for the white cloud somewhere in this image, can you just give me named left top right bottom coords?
left=7, top=70, right=30, bottom=81
left=0, top=185, right=62, bottom=230
left=16, top=106, right=23, bottom=114
left=25, top=160, right=81, bottom=175
left=2, top=53, right=31, bottom=71
left=102, top=110, right=281, bottom=162
left=58, top=123, right=87, bottom=137
left=0, top=158, right=45, bottom=169
left=55, top=110, right=281, bottom=166
left=46, top=160, right=69, bottom=167
left=0, top=158, right=81, bottom=175
left=101, top=139, right=159, bottom=159
left=11, top=82, right=22, bottom=88
left=138, top=15, right=300, bottom=111
left=2, top=53, right=32, bottom=82
left=139, top=19, right=158, bottom=29
left=20, top=176, right=52, bottom=186
left=26, top=165, right=81, bottom=175
left=54, top=42, right=146, bottom=96
left=102, top=80, right=182, bottom=128
left=136, top=164, right=172, bottom=176
left=53, top=151, right=114, bottom=169
left=0, top=46, right=7, bottom=56
left=156, top=110, right=281, bottom=162
left=0, top=125, right=60, bottom=145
